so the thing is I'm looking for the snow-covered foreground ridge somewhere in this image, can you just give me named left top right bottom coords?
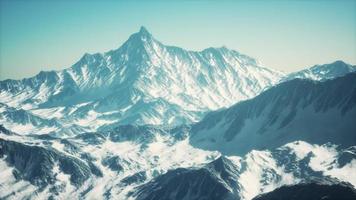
left=0, top=26, right=284, bottom=135
left=0, top=125, right=355, bottom=200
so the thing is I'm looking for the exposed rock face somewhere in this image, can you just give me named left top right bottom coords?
left=253, top=179, right=356, bottom=200
left=0, top=138, right=96, bottom=187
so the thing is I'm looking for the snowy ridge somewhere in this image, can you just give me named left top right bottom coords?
left=0, top=125, right=219, bottom=199
left=0, top=27, right=283, bottom=135
left=190, top=72, right=356, bottom=155
left=283, top=60, right=356, bottom=82
left=0, top=124, right=355, bottom=200
left=132, top=141, right=356, bottom=200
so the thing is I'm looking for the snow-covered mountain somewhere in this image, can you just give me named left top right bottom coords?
left=1, top=125, right=355, bottom=200
left=1, top=72, right=355, bottom=199
left=283, top=60, right=356, bottom=82
left=0, top=26, right=283, bottom=135
left=190, top=72, right=356, bottom=155
left=132, top=143, right=356, bottom=200
left=2, top=71, right=356, bottom=198
left=0, top=103, right=85, bottom=135
left=1, top=26, right=356, bottom=200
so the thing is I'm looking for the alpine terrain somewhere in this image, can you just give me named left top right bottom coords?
left=0, top=27, right=283, bottom=136
left=0, top=27, right=355, bottom=200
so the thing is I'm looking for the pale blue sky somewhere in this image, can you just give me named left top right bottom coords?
left=0, top=0, right=355, bottom=80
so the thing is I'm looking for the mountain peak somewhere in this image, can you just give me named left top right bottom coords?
left=282, top=60, right=356, bottom=82
left=138, top=26, right=150, bottom=35
left=331, top=60, right=348, bottom=66
left=119, top=26, right=155, bottom=50
left=207, top=156, right=235, bottom=172
left=135, top=26, right=152, bottom=40
left=313, top=60, right=352, bottom=69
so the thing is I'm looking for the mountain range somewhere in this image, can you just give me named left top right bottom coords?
left=0, top=27, right=355, bottom=200
left=0, top=27, right=284, bottom=136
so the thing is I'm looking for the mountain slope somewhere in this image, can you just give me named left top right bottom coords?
left=2, top=120, right=355, bottom=200
left=190, top=72, right=356, bottom=155
left=131, top=141, right=356, bottom=200
left=0, top=103, right=85, bottom=135
left=131, top=156, right=240, bottom=200
left=252, top=179, right=356, bottom=200
left=283, top=60, right=356, bottom=82
left=0, top=27, right=283, bottom=135
left=0, top=125, right=219, bottom=199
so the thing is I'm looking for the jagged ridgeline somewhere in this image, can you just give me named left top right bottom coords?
left=0, top=27, right=356, bottom=200
left=0, top=27, right=283, bottom=136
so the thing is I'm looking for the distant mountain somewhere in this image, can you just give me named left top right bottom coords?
left=0, top=103, right=85, bottom=135
left=283, top=60, right=356, bottom=82
left=190, top=72, right=356, bottom=155
left=0, top=26, right=283, bottom=135
left=252, top=179, right=356, bottom=200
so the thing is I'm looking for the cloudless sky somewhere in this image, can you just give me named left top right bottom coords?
left=0, top=0, right=355, bottom=80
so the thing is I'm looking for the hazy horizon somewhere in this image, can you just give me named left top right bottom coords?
left=1, top=0, right=356, bottom=80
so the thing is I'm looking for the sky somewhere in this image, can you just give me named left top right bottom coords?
left=0, top=0, right=355, bottom=80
